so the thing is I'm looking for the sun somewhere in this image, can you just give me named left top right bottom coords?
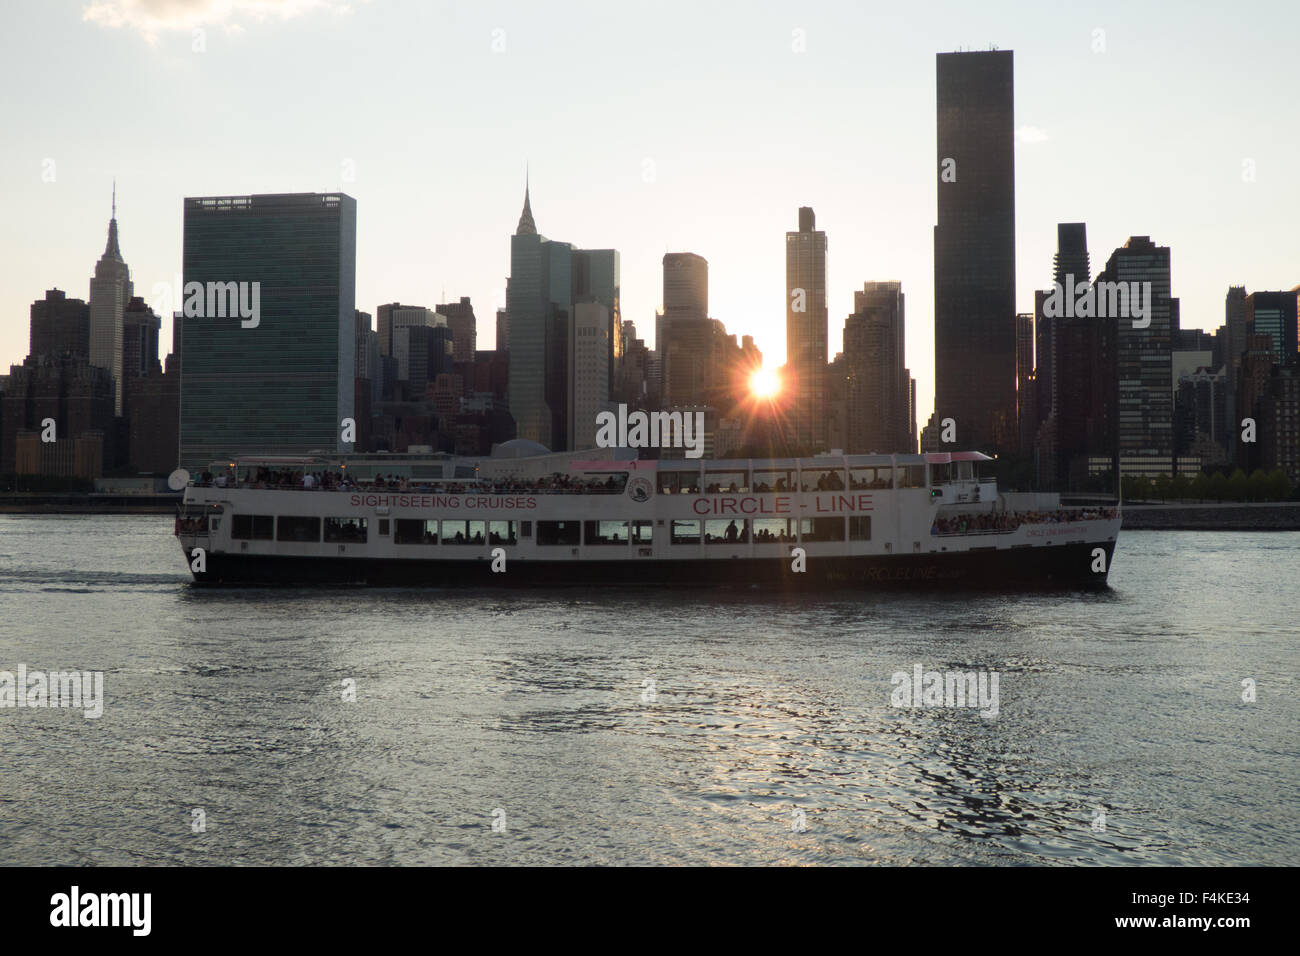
left=749, top=367, right=781, bottom=400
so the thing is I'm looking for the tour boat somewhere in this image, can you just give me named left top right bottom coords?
left=174, top=450, right=1120, bottom=588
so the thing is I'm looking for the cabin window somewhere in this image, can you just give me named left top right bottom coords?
left=849, top=466, right=891, bottom=489
left=231, top=514, right=274, bottom=540
left=537, top=521, right=580, bottom=546
left=276, top=516, right=321, bottom=542
left=378, top=519, right=390, bottom=536
left=631, top=520, right=653, bottom=544
left=585, top=473, right=628, bottom=494
left=488, top=521, right=518, bottom=546
left=670, top=520, right=701, bottom=545
left=930, top=462, right=953, bottom=484
left=659, top=471, right=701, bottom=495
left=703, top=471, right=747, bottom=494
left=704, top=518, right=748, bottom=544
left=584, top=520, right=630, bottom=545
left=752, top=469, right=793, bottom=493
left=520, top=521, right=532, bottom=538
left=862, top=466, right=894, bottom=489
left=799, top=517, right=845, bottom=542
left=324, top=517, right=367, bottom=543
left=896, top=465, right=926, bottom=489
left=443, top=520, right=486, bottom=545
left=752, top=518, right=795, bottom=543
left=801, top=468, right=846, bottom=492
left=849, top=516, right=872, bottom=541
left=394, top=519, right=437, bottom=544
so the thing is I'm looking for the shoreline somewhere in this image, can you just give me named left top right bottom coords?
left=1120, top=502, right=1300, bottom=530
left=0, top=494, right=180, bottom=515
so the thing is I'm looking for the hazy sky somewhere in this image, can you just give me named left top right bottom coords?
left=2, top=0, right=1297, bottom=427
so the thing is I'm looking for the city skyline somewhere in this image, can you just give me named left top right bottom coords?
left=3, top=1, right=1298, bottom=431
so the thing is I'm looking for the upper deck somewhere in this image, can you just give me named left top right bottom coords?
left=184, top=450, right=1000, bottom=503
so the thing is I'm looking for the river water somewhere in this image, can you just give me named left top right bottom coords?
left=0, top=515, right=1295, bottom=865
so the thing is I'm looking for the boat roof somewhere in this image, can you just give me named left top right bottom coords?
left=213, top=451, right=994, bottom=472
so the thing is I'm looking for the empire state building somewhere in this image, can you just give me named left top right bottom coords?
left=89, top=185, right=133, bottom=415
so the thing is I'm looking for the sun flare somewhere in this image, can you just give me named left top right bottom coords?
left=749, top=367, right=781, bottom=400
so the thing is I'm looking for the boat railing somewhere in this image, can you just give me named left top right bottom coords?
left=187, top=477, right=629, bottom=496
left=932, top=508, right=1119, bottom=536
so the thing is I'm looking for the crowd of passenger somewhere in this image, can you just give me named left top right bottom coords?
left=931, top=507, right=1118, bottom=536
left=192, top=464, right=931, bottom=497
left=749, top=472, right=851, bottom=493
left=192, top=468, right=629, bottom=496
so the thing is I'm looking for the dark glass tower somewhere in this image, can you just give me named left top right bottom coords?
left=179, top=193, right=357, bottom=470
left=933, top=50, right=1017, bottom=452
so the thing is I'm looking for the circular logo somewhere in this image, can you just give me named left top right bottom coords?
left=627, top=476, right=654, bottom=503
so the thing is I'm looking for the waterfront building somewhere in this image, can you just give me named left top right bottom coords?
left=179, top=192, right=356, bottom=470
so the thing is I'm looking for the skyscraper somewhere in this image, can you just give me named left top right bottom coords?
left=506, top=180, right=573, bottom=449
left=377, top=302, right=439, bottom=359
left=89, top=186, right=133, bottom=416
left=786, top=207, right=828, bottom=451
left=436, top=297, right=478, bottom=364
left=933, top=50, right=1017, bottom=452
left=179, top=192, right=356, bottom=469
left=355, top=309, right=382, bottom=411
left=658, top=253, right=711, bottom=408
left=1016, top=312, right=1035, bottom=454
left=1097, top=236, right=1177, bottom=476
left=1244, top=291, right=1299, bottom=367
left=1053, top=222, right=1090, bottom=288
left=30, top=289, right=90, bottom=361
left=662, top=252, right=707, bottom=316
left=1223, top=285, right=1249, bottom=460
left=385, top=306, right=442, bottom=383
left=496, top=308, right=509, bottom=353
left=1035, top=223, right=1118, bottom=489
left=841, top=281, right=908, bottom=454
left=122, top=296, right=161, bottom=380
left=569, top=301, right=612, bottom=450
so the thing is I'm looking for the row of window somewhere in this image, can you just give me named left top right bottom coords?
left=669, top=516, right=871, bottom=544
left=394, top=519, right=522, bottom=546
left=658, top=465, right=931, bottom=495
left=232, top=514, right=368, bottom=543
left=228, top=514, right=873, bottom=546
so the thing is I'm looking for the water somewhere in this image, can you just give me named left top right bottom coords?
left=0, top=514, right=1295, bottom=865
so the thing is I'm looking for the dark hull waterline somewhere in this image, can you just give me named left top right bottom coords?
left=187, top=539, right=1116, bottom=590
